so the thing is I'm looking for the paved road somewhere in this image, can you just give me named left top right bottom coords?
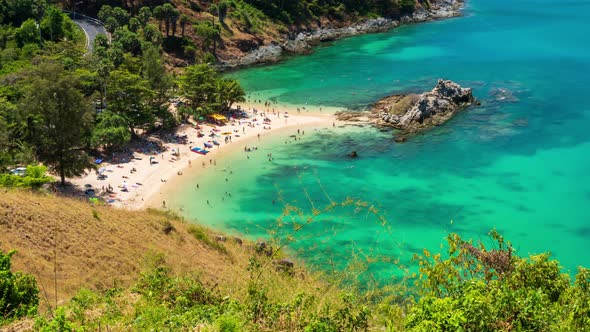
left=68, top=13, right=107, bottom=52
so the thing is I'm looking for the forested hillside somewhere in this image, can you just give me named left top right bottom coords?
left=56, top=0, right=426, bottom=64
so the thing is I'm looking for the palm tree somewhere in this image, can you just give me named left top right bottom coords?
left=179, top=14, right=190, bottom=37
left=153, top=6, right=164, bottom=31
left=162, top=3, right=175, bottom=37
left=170, top=9, right=180, bottom=37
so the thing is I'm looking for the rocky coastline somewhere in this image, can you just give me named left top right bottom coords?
left=337, top=79, right=476, bottom=141
left=220, top=0, right=466, bottom=69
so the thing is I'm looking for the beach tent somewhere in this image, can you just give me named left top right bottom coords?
left=209, top=114, right=228, bottom=122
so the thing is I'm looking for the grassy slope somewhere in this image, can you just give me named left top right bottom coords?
left=0, top=190, right=345, bottom=315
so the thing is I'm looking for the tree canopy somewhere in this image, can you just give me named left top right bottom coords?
left=20, top=62, right=94, bottom=185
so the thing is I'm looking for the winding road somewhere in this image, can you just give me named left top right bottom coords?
left=65, top=11, right=107, bottom=52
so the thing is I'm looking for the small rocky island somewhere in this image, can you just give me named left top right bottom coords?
left=339, top=79, right=476, bottom=141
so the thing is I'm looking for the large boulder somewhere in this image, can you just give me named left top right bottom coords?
left=377, top=79, right=475, bottom=134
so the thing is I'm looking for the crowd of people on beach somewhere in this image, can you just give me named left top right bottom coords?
left=68, top=96, right=331, bottom=209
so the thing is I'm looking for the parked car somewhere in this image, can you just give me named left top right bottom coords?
left=9, top=167, right=26, bottom=176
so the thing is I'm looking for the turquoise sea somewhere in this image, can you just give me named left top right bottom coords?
left=171, top=0, right=590, bottom=280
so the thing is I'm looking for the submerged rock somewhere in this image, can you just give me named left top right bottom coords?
left=489, top=87, right=519, bottom=103
left=376, top=79, right=475, bottom=136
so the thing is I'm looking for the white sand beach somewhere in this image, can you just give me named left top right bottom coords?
left=69, top=102, right=337, bottom=210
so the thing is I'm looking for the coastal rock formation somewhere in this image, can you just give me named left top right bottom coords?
left=220, top=0, right=466, bottom=69
left=282, top=18, right=399, bottom=54
left=376, top=79, right=475, bottom=134
left=228, top=43, right=283, bottom=67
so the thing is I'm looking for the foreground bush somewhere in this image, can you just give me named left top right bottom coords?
left=404, top=230, right=590, bottom=331
left=0, top=249, right=39, bottom=325
left=11, top=230, right=590, bottom=331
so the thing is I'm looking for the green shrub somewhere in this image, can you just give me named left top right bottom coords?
left=35, top=307, right=79, bottom=331
left=187, top=225, right=228, bottom=255
left=69, top=288, right=98, bottom=324
left=0, top=165, right=52, bottom=189
left=215, top=313, right=243, bottom=332
left=0, top=249, right=39, bottom=324
left=405, top=230, right=590, bottom=331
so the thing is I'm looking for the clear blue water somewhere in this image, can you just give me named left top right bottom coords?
left=172, top=0, right=590, bottom=280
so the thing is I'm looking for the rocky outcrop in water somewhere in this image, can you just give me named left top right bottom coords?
left=375, top=79, right=475, bottom=135
left=220, top=0, right=466, bottom=69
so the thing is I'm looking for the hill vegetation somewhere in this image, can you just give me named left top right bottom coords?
left=0, top=190, right=371, bottom=331
left=63, top=0, right=425, bottom=64
left=1, top=190, right=590, bottom=331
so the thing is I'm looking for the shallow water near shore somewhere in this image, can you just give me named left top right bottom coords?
left=172, top=0, right=590, bottom=280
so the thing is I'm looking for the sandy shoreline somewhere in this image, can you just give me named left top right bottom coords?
left=70, top=102, right=337, bottom=210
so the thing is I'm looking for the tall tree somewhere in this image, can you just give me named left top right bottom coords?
left=104, top=17, right=119, bottom=34
left=178, top=64, right=218, bottom=115
left=106, top=69, right=153, bottom=136
left=142, top=45, right=172, bottom=111
left=97, top=5, right=113, bottom=23
left=15, top=18, right=41, bottom=47
left=179, top=14, right=190, bottom=37
left=142, top=24, right=162, bottom=45
left=152, top=5, right=164, bottom=31
left=91, top=111, right=131, bottom=150
left=194, top=21, right=220, bottom=55
left=217, top=79, right=245, bottom=112
left=218, top=1, right=228, bottom=24
left=20, top=62, right=94, bottom=186
left=170, top=8, right=180, bottom=37
left=128, top=17, right=140, bottom=33
left=162, top=3, right=174, bottom=36
left=137, top=6, right=152, bottom=25
left=40, top=6, right=64, bottom=42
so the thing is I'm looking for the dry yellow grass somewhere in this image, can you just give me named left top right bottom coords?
left=0, top=190, right=346, bottom=316
left=0, top=190, right=233, bottom=306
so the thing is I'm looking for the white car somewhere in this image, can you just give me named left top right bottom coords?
left=9, top=167, right=26, bottom=176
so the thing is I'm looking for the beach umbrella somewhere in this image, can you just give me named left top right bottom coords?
left=95, top=159, right=103, bottom=164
